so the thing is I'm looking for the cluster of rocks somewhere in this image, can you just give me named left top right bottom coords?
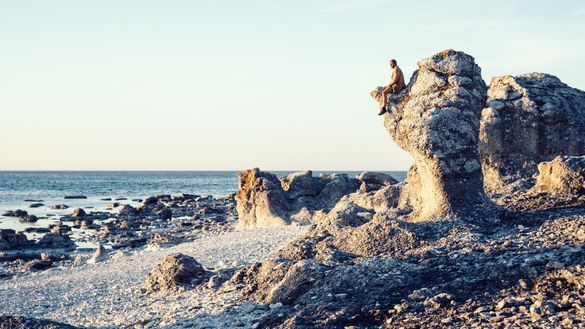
left=2, top=209, right=38, bottom=223
left=189, top=49, right=584, bottom=328
left=0, top=193, right=237, bottom=279
left=235, top=168, right=401, bottom=229
left=0, top=230, right=75, bottom=252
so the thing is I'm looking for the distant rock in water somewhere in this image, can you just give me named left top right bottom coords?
left=480, top=73, right=585, bottom=193
left=71, top=208, right=86, bottom=218
left=375, top=49, right=492, bottom=221
left=64, top=195, right=87, bottom=199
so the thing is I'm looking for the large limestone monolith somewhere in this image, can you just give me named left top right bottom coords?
left=374, top=49, right=490, bottom=220
left=480, top=73, right=585, bottom=193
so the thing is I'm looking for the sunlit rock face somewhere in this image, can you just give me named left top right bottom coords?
left=480, top=73, right=585, bottom=193
left=532, top=155, right=585, bottom=196
left=380, top=49, right=490, bottom=220
left=235, top=168, right=361, bottom=229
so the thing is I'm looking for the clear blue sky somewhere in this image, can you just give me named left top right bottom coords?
left=1, top=0, right=584, bottom=170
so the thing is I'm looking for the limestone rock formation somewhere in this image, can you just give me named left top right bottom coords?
left=374, top=49, right=490, bottom=220
left=144, top=253, right=208, bottom=293
left=235, top=169, right=290, bottom=229
left=480, top=73, right=585, bottom=192
left=532, top=156, right=585, bottom=196
left=235, top=168, right=364, bottom=229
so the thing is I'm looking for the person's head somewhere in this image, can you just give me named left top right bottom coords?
left=389, top=59, right=397, bottom=68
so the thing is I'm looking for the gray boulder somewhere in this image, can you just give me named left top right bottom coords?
left=71, top=208, right=86, bottom=218
left=36, top=233, right=76, bottom=250
left=280, top=170, right=327, bottom=199
left=0, top=229, right=34, bottom=251
left=357, top=171, right=398, bottom=186
left=144, top=253, right=208, bottom=293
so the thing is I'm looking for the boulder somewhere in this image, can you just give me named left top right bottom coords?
left=227, top=259, right=323, bottom=304
left=173, top=193, right=197, bottom=201
left=280, top=171, right=328, bottom=199
left=357, top=171, right=398, bottom=187
left=0, top=229, right=34, bottom=251
left=71, top=208, right=86, bottom=218
left=117, top=204, right=137, bottom=216
left=331, top=214, right=419, bottom=257
left=158, top=208, right=173, bottom=220
left=19, top=214, right=38, bottom=223
left=22, top=259, right=53, bottom=272
left=262, top=260, right=325, bottom=304
left=372, top=184, right=402, bottom=212
left=2, top=209, right=28, bottom=218
left=235, top=168, right=290, bottom=230
left=480, top=73, right=585, bottom=192
left=317, top=174, right=360, bottom=206
left=374, top=49, right=491, bottom=220
left=36, top=233, right=76, bottom=250
left=144, top=253, right=208, bottom=293
left=532, top=156, right=585, bottom=195
left=86, top=245, right=108, bottom=264
left=143, top=196, right=158, bottom=205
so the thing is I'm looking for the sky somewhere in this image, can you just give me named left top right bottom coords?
left=1, top=0, right=584, bottom=171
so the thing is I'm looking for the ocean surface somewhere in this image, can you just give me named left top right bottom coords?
left=0, top=171, right=406, bottom=234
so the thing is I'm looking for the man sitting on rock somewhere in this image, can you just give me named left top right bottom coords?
left=379, top=59, right=405, bottom=115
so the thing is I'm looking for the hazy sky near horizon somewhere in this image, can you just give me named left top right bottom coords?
left=1, top=0, right=584, bottom=171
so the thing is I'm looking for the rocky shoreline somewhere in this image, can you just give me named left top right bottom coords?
left=1, top=49, right=585, bottom=328
left=0, top=193, right=237, bottom=281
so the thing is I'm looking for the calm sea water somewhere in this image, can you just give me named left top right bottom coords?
left=0, top=171, right=406, bottom=233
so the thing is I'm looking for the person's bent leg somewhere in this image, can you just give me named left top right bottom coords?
left=381, top=87, right=392, bottom=107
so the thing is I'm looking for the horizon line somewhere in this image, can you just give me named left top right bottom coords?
left=0, top=168, right=409, bottom=172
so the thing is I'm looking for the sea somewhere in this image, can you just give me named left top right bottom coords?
left=0, top=171, right=406, bottom=241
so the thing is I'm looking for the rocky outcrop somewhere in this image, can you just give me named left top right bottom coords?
left=532, top=156, right=585, bottom=196
left=480, top=73, right=585, bottom=192
left=144, top=253, right=209, bottom=293
left=375, top=49, right=491, bottom=220
left=0, top=229, right=33, bottom=251
left=235, top=169, right=365, bottom=229
left=235, top=169, right=290, bottom=229
left=36, top=233, right=76, bottom=250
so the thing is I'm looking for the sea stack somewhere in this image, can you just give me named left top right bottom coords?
left=379, top=49, right=490, bottom=220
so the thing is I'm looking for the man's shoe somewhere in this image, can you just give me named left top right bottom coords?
left=378, top=107, right=387, bottom=116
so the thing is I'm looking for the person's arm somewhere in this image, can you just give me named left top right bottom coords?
left=388, top=68, right=398, bottom=87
